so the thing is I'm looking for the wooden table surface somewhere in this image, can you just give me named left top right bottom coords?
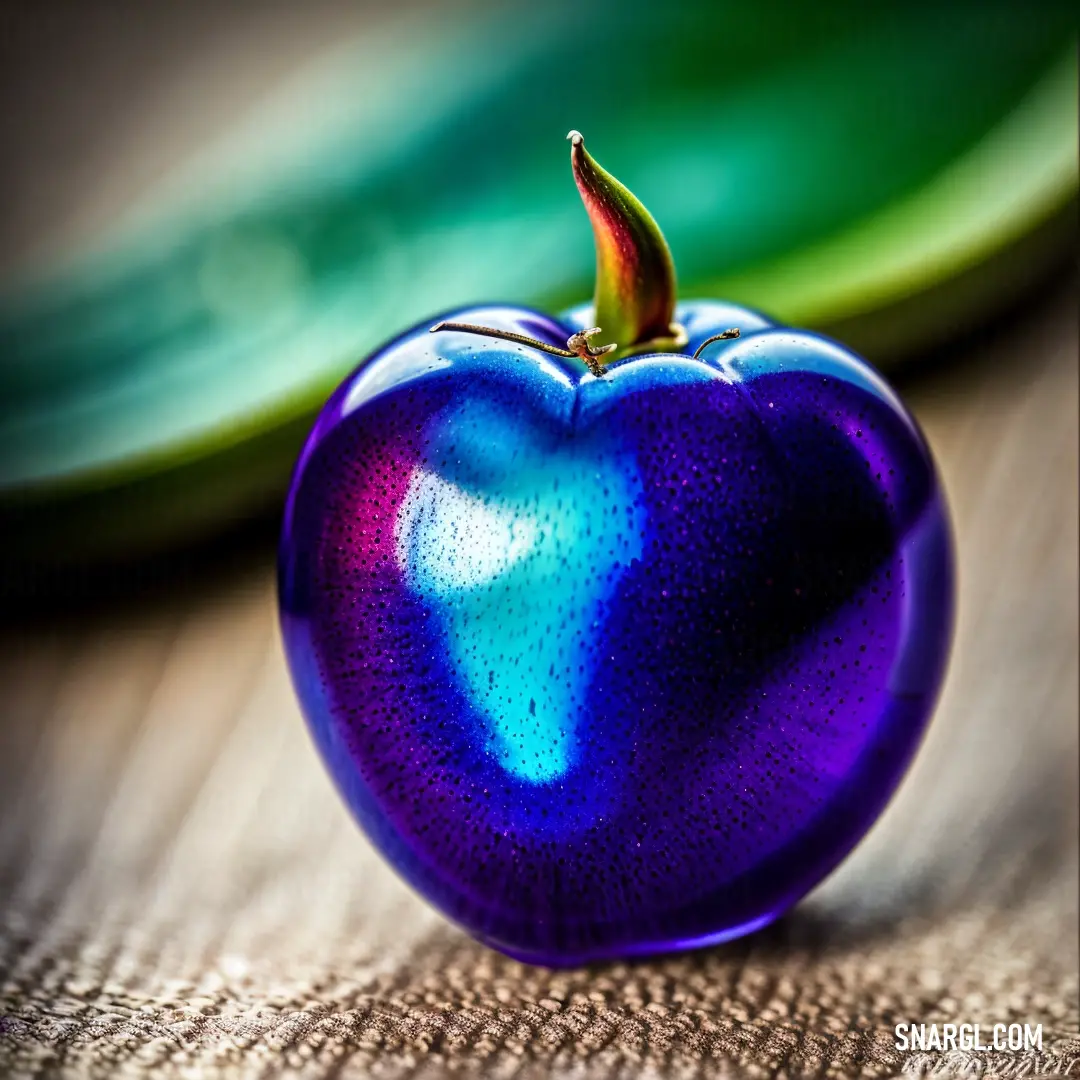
left=0, top=289, right=1077, bottom=1078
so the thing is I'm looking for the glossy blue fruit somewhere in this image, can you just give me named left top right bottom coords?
left=278, top=297, right=954, bottom=965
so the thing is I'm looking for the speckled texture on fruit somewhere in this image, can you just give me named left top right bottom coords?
left=278, top=301, right=954, bottom=964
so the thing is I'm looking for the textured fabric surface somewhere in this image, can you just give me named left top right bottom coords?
left=0, top=293, right=1077, bottom=1078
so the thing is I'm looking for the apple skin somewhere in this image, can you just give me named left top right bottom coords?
left=278, top=300, right=953, bottom=965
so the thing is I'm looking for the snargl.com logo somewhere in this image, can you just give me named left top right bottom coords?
left=895, top=1024, right=1043, bottom=1054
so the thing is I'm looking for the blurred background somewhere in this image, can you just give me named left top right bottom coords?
left=0, top=3, right=1076, bottom=1077
left=0, top=0, right=1076, bottom=577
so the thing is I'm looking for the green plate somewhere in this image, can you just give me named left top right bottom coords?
left=1, top=1, right=1075, bottom=563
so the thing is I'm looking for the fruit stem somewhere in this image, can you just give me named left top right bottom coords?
left=568, top=131, right=686, bottom=361
left=691, top=328, right=741, bottom=358
left=430, top=132, right=700, bottom=378
left=429, top=321, right=616, bottom=377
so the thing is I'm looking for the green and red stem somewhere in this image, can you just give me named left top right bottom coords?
left=431, top=130, right=726, bottom=373
left=567, top=130, right=685, bottom=358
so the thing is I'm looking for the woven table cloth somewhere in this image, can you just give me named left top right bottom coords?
left=0, top=289, right=1077, bottom=1078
